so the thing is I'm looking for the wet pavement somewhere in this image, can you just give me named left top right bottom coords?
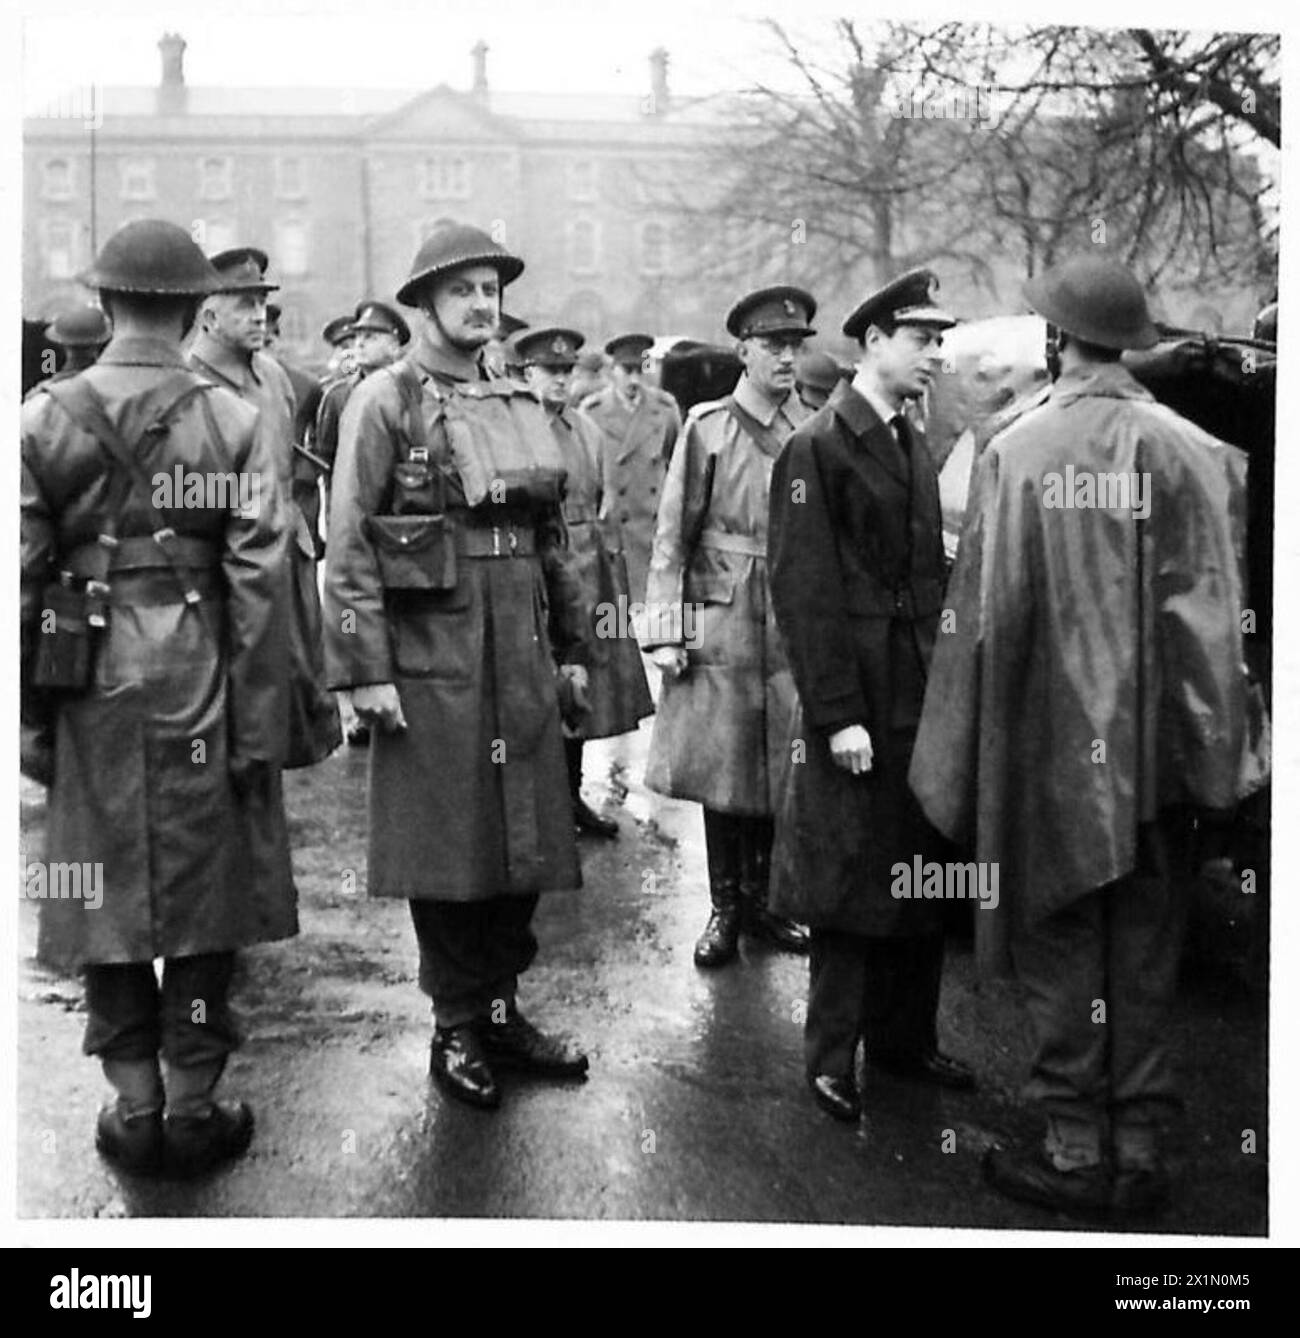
left=17, top=721, right=1268, bottom=1232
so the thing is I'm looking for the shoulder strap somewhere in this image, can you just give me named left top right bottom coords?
left=726, top=395, right=786, bottom=460
left=389, top=361, right=448, bottom=512
left=44, top=373, right=219, bottom=617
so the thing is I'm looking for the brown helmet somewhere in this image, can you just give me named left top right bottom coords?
left=396, top=221, right=524, bottom=307
left=80, top=218, right=223, bottom=297
left=1024, top=254, right=1159, bottom=351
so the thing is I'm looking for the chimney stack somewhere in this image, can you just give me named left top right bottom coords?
left=471, top=41, right=489, bottom=99
left=157, top=32, right=187, bottom=115
left=648, top=48, right=670, bottom=115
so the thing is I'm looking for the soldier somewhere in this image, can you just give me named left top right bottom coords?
left=795, top=349, right=844, bottom=412
left=20, top=219, right=296, bottom=1177
left=190, top=247, right=342, bottom=769
left=768, top=269, right=975, bottom=1126
left=515, top=326, right=654, bottom=839
left=582, top=333, right=681, bottom=604
left=321, top=314, right=358, bottom=380
left=323, top=221, right=591, bottom=1111
left=28, top=305, right=113, bottom=395
left=910, top=255, right=1252, bottom=1218
left=643, top=286, right=817, bottom=968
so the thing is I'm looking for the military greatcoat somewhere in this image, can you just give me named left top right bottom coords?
left=21, top=335, right=298, bottom=971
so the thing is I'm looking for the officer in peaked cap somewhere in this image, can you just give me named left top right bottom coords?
left=582, top=333, right=681, bottom=605
left=768, top=265, right=974, bottom=1126
left=30, top=305, right=113, bottom=391
left=22, top=218, right=296, bottom=1177
left=516, top=326, right=654, bottom=839
left=491, top=312, right=531, bottom=379
left=322, top=315, right=357, bottom=348
left=323, top=220, right=592, bottom=1111
left=191, top=243, right=343, bottom=772
left=642, top=282, right=818, bottom=970
left=350, top=300, right=410, bottom=371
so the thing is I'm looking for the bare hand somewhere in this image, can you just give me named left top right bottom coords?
left=828, top=724, right=873, bottom=775
left=652, top=646, right=689, bottom=681
left=350, top=682, right=407, bottom=734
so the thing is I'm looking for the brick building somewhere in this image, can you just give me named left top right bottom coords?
left=23, top=34, right=731, bottom=362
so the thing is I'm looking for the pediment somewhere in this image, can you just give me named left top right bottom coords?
left=366, top=84, right=517, bottom=143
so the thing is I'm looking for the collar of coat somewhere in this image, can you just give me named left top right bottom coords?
left=827, top=378, right=917, bottom=488
left=189, top=330, right=262, bottom=393
left=731, top=373, right=800, bottom=429
left=97, top=335, right=190, bottom=369
left=409, top=328, right=488, bottom=384
left=1050, top=360, right=1155, bottom=407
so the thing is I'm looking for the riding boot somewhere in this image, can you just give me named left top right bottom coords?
left=695, top=809, right=743, bottom=967
left=566, top=736, right=618, bottom=838
left=739, top=816, right=809, bottom=953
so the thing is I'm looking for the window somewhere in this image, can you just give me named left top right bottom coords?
left=639, top=221, right=670, bottom=276
left=275, top=156, right=305, bottom=199
left=193, top=218, right=237, bottom=255
left=42, top=158, right=73, bottom=201
left=44, top=218, right=78, bottom=278
left=119, top=158, right=156, bottom=201
left=274, top=219, right=309, bottom=278
left=198, top=155, right=233, bottom=200
left=567, top=219, right=600, bottom=275
left=567, top=159, right=597, bottom=202
left=420, top=156, right=470, bottom=200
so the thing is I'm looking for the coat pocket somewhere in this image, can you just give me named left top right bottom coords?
left=365, top=514, right=458, bottom=592
left=390, top=580, right=478, bottom=681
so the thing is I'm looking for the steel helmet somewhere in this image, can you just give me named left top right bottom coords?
left=80, top=219, right=224, bottom=296
left=396, top=221, right=524, bottom=307
left=1023, top=254, right=1159, bottom=351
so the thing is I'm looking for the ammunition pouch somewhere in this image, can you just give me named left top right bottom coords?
left=365, top=513, right=458, bottom=592
left=31, top=575, right=97, bottom=692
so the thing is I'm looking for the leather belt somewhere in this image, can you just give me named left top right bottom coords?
left=459, top=523, right=538, bottom=558
left=697, top=528, right=766, bottom=557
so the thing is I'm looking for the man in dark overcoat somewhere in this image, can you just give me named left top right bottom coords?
left=769, top=269, right=975, bottom=1124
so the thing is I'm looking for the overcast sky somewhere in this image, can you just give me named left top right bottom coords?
left=17, top=0, right=1286, bottom=114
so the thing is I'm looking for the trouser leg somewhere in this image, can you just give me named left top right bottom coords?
left=1012, top=889, right=1108, bottom=1165
left=411, top=899, right=496, bottom=1030
left=159, top=952, right=239, bottom=1070
left=479, top=893, right=541, bottom=1019
left=805, top=929, right=866, bottom=1079
left=1108, top=826, right=1183, bottom=1168
left=82, top=963, right=161, bottom=1061
left=564, top=737, right=583, bottom=801
left=859, top=934, right=943, bottom=1062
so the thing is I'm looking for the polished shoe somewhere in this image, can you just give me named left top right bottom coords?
left=95, top=1103, right=163, bottom=1175
left=163, top=1101, right=255, bottom=1178
left=870, top=1049, right=976, bottom=1091
left=574, top=798, right=619, bottom=839
left=741, top=904, right=809, bottom=954
left=983, top=1145, right=1112, bottom=1218
left=480, top=1012, right=589, bottom=1078
left=346, top=721, right=371, bottom=747
left=693, top=904, right=742, bottom=968
left=430, top=1025, right=501, bottom=1108
left=808, top=1073, right=861, bottom=1123
left=1113, top=1164, right=1172, bottom=1218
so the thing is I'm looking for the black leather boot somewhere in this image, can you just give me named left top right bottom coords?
left=696, top=810, right=743, bottom=968
left=566, top=737, right=618, bottom=838
left=739, top=817, right=809, bottom=953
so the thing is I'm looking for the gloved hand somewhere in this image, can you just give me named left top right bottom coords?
left=349, top=682, right=407, bottom=734
left=652, top=646, right=689, bottom=681
left=828, top=724, right=873, bottom=775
